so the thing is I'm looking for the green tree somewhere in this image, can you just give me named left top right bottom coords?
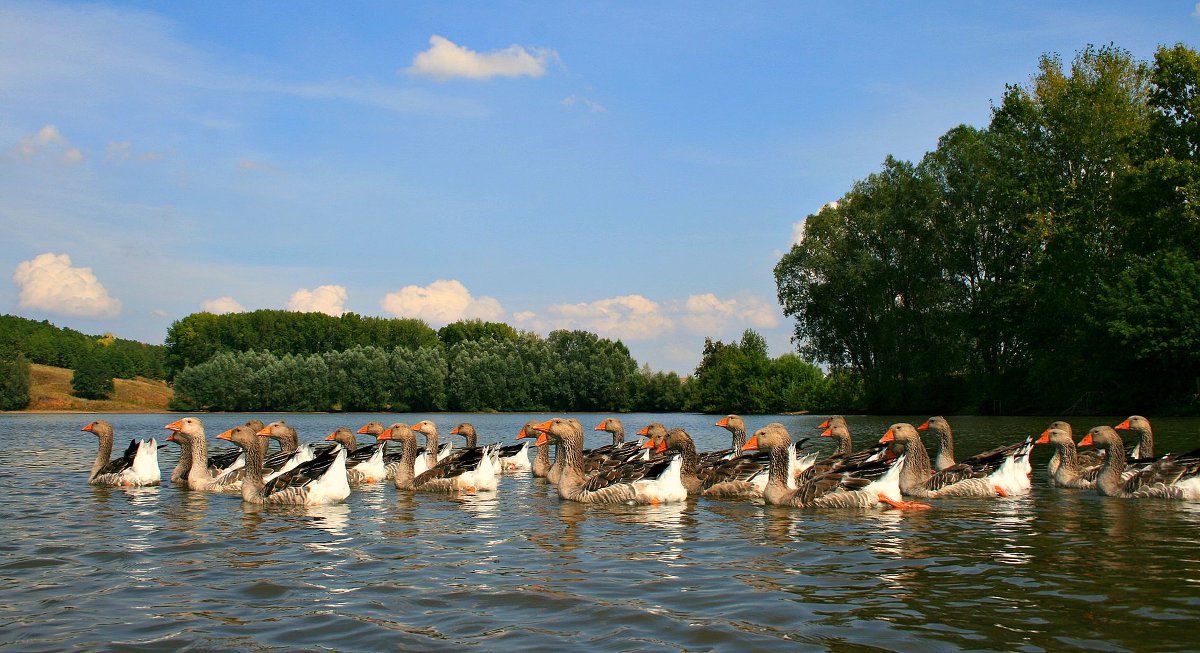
left=0, top=354, right=32, bottom=410
left=71, top=352, right=114, bottom=400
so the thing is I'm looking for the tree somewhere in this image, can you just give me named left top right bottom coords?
left=72, top=352, right=114, bottom=400
left=0, top=354, right=31, bottom=410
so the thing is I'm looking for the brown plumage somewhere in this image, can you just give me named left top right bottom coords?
left=1080, top=426, right=1200, bottom=500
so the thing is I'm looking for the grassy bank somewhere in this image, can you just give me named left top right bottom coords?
left=20, top=363, right=173, bottom=412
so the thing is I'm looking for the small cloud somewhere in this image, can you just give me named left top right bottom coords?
left=544, top=294, right=674, bottom=341
left=201, top=296, right=245, bottom=314
left=380, top=279, right=503, bottom=325
left=676, top=293, right=779, bottom=335
left=288, top=285, right=347, bottom=316
left=562, top=95, right=606, bottom=112
left=13, top=124, right=85, bottom=165
left=105, top=141, right=166, bottom=164
left=792, top=219, right=806, bottom=245
left=151, top=309, right=170, bottom=319
left=106, top=141, right=132, bottom=162
left=406, top=35, right=557, bottom=81
left=12, top=252, right=121, bottom=317
left=512, top=310, right=537, bottom=323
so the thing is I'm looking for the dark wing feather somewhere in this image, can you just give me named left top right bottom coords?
left=264, top=445, right=340, bottom=495
left=412, top=446, right=488, bottom=485
left=346, top=442, right=382, bottom=466
left=207, top=447, right=243, bottom=472
left=96, top=439, right=139, bottom=476
left=581, top=456, right=674, bottom=492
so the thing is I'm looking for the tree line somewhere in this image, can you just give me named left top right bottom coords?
left=169, top=327, right=832, bottom=414
left=775, top=44, right=1200, bottom=415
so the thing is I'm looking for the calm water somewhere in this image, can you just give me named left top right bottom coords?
left=2, top=412, right=1199, bottom=652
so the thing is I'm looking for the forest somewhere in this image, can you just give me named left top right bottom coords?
left=775, top=44, right=1200, bottom=415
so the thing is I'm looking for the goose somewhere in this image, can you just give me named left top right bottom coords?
left=532, top=418, right=686, bottom=505
left=253, top=420, right=318, bottom=482
left=452, top=423, right=529, bottom=472
left=880, top=423, right=1033, bottom=498
left=164, top=418, right=248, bottom=491
left=217, top=425, right=350, bottom=505
left=382, top=423, right=498, bottom=493
left=410, top=420, right=455, bottom=477
left=812, top=418, right=890, bottom=472
left=82, top=420, right=160, bottom=487
left=325, top=427, right=386, bottom=484
left=742, top=423, right=923, bottom=509
left=649, top=425, right=781, bottom=499
left=916, top=416, right=957, bottom=471
left=1036, top=425, right=1102, bottom=489
left=1043, top=420, right=1106, bottom=479
left=708, top=414, right=748, bottom=462
left=202, top=418, right=268, bottom=480
left=516, top=420, right=551, bottom=478
left=1115, top=416, right=1155, bottom=459
left=1079, top=426, right=1200, bottom=500
left=358, top=420, right=404, bottom=480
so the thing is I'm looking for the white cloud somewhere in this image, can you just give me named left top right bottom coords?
left=288, top=285, right=347, bottom=316
left=792, top=219, right=806, bottom=245
left=12, top=124, right=84, bottom=165
left=380, top=279, right=503, bottom=325
left=562, top=95, right=606, bottom=112
left=201, top=296, right=245, bottom=314
left=12, top=252, right=121, bottom=317
left=676, top=293, right=779, bottom=335
left=406, top=35, right=556, bottom=81
left=542, top=294, right=674, bottom=341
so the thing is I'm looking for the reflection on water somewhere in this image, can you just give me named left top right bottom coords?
left=5, top=412, right=1200, bottom=651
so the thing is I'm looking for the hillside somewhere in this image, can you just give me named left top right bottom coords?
left=23, top=363, right=173, bottom=412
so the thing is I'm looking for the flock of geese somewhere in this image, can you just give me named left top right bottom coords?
left=82, top=414, right=1200, bottom=509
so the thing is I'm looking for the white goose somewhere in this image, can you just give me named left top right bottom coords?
left=83, top=420, right=160, bottom=487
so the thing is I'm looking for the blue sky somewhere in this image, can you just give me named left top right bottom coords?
left=1, top=1, right=1196, bottom=374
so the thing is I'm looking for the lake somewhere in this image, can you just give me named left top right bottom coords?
left=2, top=412, right=1198, bottom=652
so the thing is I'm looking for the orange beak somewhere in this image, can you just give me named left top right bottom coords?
left=81, top=423, right=94, bottom=432
left=535, top=432, right=549, bottom=447
left=594, top=421, right=607, bottom=431
left=1036, top=430, right=1051, bottom=445
left=916, top=421, right=929, bottom=431
left=715, top=416, right=729, bottom=427
left=640, top=439, right=655, bottom=450
left=533, top=420, right=553, bottom=432
left=741, top=435, right=759, bottom=451
left=817, top=418, right=829, bottom=429
left=256, top=425, right=271, bottom=436
left=356, top=424, right=370, bottom=434
left=1115, top=419, right=1131, bottom=430
left=450, top=425, right=460, bottom=435
left=637, top=426, right=650, bottom=436
left=516, top=427, right=528, bottom=440
left=820, top=427, right=832, bottom=438
left=325, top=432, right=337, bottom=441
left=378, top=428, right=393, bottom=441
left=879, top=429, right=895, bottom=443
left=166, top=433, right=177, bottom=443
left=164, top=420, right=183, bottom=431
left=655, top=441, right=667, bottom=454
left=1078, top=433, right=1095, bottom=447
left=216, top=429, right=233, bottom=441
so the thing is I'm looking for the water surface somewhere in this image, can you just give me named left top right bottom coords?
left=2, top=413, right=1198, bottom=652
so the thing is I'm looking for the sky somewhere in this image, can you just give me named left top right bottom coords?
left=1, top=1, right=1197, bottom=374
